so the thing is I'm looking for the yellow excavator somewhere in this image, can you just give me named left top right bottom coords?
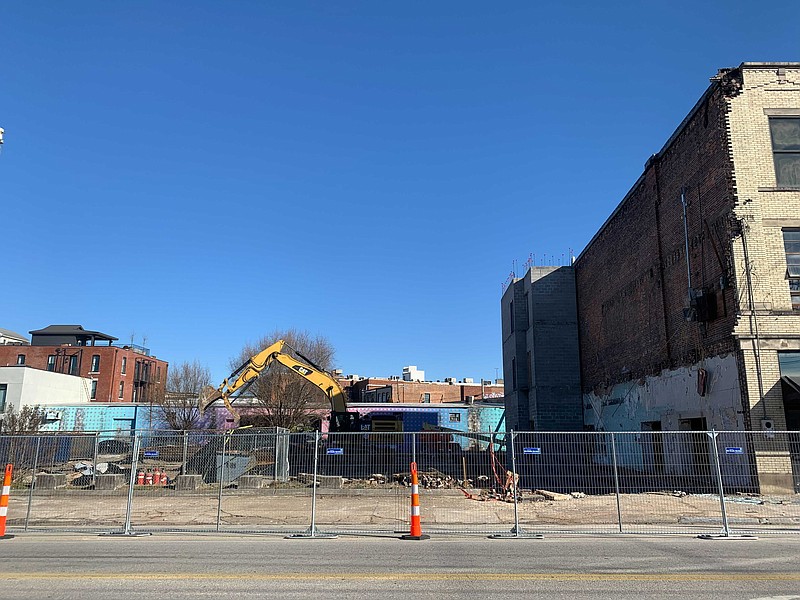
left=198, top=339, right=360, bottom=432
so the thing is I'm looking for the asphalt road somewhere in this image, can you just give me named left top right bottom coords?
left=2, top=533, right=800, bottom=599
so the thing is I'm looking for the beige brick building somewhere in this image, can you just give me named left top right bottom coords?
left=575, top=63, right=800, bottom=493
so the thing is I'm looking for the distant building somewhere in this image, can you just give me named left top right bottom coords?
left=0, top=327, right=29, bottom=346
left=0, top=325, right=168, bottom=404
left=346, top=374, right=503, bottom=404
left=0, top=366, right=92, bottom=419
left=402, top=366, right=425, bottom=382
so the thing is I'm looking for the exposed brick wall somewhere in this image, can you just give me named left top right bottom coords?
left=575, top=75, right=741, bottom=393
left=575, top=63, right=800, bottom=444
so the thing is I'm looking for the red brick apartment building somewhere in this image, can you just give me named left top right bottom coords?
left=344, top=376, right=504, bottom=404
left=0, top=325, right=168, bottom=404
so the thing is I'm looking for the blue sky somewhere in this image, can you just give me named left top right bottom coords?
left=1, top=2, right=797, bottom=383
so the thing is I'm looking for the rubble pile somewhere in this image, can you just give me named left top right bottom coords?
left=393, top=470, right=465, bottom=489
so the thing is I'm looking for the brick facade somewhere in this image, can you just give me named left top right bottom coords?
left=0, top=344, right=167, bottom=404
left=347, top=377, right=503, bottom=404
left=574, top=73, right=740, bottom=392
left=572, top=63, right=800, bottom=493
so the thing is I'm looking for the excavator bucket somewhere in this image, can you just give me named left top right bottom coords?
left=198, top=385, right=223, bottom=415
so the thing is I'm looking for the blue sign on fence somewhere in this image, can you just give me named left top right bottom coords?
left=326, top=448, right=344, bottom=455
left=523, top=447, right=542, bottom=455
left=725, top=447, right=744, bottom=455
left=143, top=450, right=159, bottom=458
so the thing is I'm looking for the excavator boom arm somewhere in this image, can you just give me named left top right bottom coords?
left=199, top=339, right=355, bottom=431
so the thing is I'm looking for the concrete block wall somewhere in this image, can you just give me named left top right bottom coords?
left=501, top=267, right=582, bottom=431
left=501, top=281, right=525, bottom=429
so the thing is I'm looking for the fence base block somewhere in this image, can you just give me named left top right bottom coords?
left=99, top=531, right=153, bottom=537
left=285, top=528, right=337, bottom=539
left=697, top=534, right=759, bottom=540
left=489, top=525, right=543, bottom=539
left=0, top=535, right=15, bottom=540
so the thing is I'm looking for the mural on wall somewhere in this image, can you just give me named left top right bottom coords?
left=582, top=354, right=754, bottom=487
left=583, top=354, right=744, bottom=432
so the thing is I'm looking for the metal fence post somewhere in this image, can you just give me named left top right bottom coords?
left=181, top=430, right=188, bottom=476
left=510, top=430, right=520, bottom=536
left=412, top=432, right=416, bottom=466
left=92, top=432, right=99, bottom=488
left=216, top=431, right=227, bottom=532
left=24, top=436, right=41, bottom=531
left=100, top=431, right=150, bottom=537
left=610, top=433, right=623, bottom=533
left=697, top=430, right=757, bottom=540
left=124, top=432, right=140, bottom=535
left=709, top=430, right=730, bottom=537
left=125, top=432, right=139, bottom=534
left=309, top=430, right=320, bottom=536
left=287, top=429, right=336, bottom=538
left=489, top=430, right=541, bottom=539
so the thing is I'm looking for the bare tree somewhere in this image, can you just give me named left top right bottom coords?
left=158, top=360, right=213, bottom=430
left=230, top=329, right=336, bottom=430
left=1, top=404, right=45, bottom=434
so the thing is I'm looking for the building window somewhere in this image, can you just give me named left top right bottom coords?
left=449, top=413, right=461, bottom=423
left=0, top=384, right=6, bottom=412
left=509, top=300, right=515, bottom=332
left=90, top=380, right=97, bottom=400
left=90, top=354, right=100, bottom=372
left=770, top=117, right=800, bottom=188
left=68, top=355, right=79, bottom=376
left=524, top=291, right=530, bottom=328
left=511, top=357, right=517, bottom=391
left=121, top=357, right=127, bottom=375
left=118, top=381, right=124, bottom=399
left=784, top=230, right=800, bottom=310
left=16, top=354, right=25, bottom=365
left=47, top=355, right=56, bottom=372
left=422, top=393, right=431, bottom=403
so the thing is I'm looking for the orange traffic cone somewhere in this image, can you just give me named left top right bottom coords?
left=401, top=462, right=429, bottom=540
left=1, top=464, right=13, bottom=540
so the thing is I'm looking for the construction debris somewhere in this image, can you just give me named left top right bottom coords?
left=534, top=489, right=572, bottom=502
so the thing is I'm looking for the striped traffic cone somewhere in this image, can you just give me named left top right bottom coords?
left=1, top=464, right=14, bottom=540
left=401, top=462, right=429, bottom=540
